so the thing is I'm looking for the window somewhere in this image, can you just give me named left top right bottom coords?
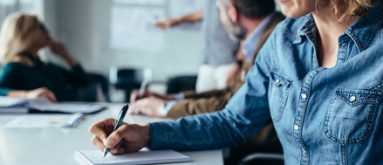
left=0, top=0, right=41, bottom=26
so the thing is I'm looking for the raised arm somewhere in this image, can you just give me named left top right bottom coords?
left=155, top=10, right=203, bottom=30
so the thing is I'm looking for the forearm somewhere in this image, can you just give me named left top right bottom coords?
left=167, top=96, right=229, bottom=119
left=62, top=53, right=79, bottom=67
left=148, top=86, right=271, bottom=150
left=149, top=111, right=249, bottom=151
left=172, top=10, right=203, bottom=25
left=6, top=90, right=27, bottom=97
left=183, top=89, right=228, bottom=99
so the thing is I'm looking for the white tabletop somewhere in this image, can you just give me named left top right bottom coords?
left=0, top=103, right=223, bottom=165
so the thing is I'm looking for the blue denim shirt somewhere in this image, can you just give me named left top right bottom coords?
left=149, top=3, right=383, bottom=165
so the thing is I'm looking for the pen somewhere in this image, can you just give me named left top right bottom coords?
left=103, top=104, right=129, bottom=158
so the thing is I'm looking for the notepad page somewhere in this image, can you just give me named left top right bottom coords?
left=75, top=150, right=192, bottom=165
left=28, top=100, right=104, bottom=114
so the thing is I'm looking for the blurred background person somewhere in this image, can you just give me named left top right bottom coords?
left=155, top=0, right=240, bottom=92
left=0, top=13, right=103, bottom=102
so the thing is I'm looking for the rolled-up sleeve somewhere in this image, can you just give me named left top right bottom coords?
left=148, top=31, right=276, bottom=151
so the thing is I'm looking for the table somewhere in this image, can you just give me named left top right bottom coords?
left=0, top=103, right=223, bottom=165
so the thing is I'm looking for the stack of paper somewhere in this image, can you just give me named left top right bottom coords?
left=74, top=149, right=192, bottom=165
left=0, top=97, right=105, bottom=114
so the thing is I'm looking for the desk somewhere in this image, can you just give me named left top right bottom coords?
left=0, top=103, right=223, bottom=165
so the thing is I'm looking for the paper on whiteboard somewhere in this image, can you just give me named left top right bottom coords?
left=110, top=6, right=165, bottom=51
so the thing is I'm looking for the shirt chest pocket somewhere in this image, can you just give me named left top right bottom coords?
left=324, top=88, right=382, bottom=144
left=268, top=72, right=292, bottom=122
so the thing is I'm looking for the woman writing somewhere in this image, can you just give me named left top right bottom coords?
left=90, top=0, right=383, bottom=164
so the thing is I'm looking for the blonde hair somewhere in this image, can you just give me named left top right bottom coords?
left=0, top=13, right=42, bottom=65
left=329, top=0, right=378, bottom=22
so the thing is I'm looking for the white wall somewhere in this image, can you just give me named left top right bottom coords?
left=47, top=0, right=204, bottom=81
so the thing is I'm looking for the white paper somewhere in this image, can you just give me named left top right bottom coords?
left=0, top=96, right=28, bottom=107
left=4, top=114, right=84, bottom=128
left=75, top=149, right=192, bottom=165
left=110, top=6, right=165, bottom=51
left=28, top=100, right=105, bottom=114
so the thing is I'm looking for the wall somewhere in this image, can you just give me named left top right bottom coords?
left=47, top=0, right=204, bottom=82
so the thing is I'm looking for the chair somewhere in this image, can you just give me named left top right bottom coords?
left=109, top=67, right=152, bottom=102
left=239, top=153, right=284, bottom=165
left=165, top=75, right=197, bottom=94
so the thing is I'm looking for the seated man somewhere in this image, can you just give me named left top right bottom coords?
left=130, top=1, right=284, bottom=120
left=129, top=0, right=284, bottom=162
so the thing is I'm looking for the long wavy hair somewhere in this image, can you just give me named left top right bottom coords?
left=328, top=0, right=380, bottom=21
left=0, top=13, right=42, bottom=65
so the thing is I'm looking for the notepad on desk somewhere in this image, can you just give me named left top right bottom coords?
left=4, top=113, right=84, bottom=128
left=0, top=97, right=105, bottom=114
left=74, top=149, right=192, bottom=165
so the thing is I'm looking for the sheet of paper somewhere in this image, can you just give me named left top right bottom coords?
left=110, top=6, right=165, bottom=51
left=75, top=149, right=192, bottom=165
left=0, top=96, right=28, bottom=107
left=4, top=114, right=83, bottom=128
left=28, top=100, right=105, bottom=114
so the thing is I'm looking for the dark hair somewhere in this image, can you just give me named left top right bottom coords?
left=231, top=0, right=275, bottom=19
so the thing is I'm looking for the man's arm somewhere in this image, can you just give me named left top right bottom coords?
left=155, top=10, right=203, bottom=30
left=89, top=31, right=277, bottom=153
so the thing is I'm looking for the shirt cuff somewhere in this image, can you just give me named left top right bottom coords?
left=172, top=93, right=185, bottom=100
left=148, top=122, right=172, bottom=150
left=159, top=101, right=177, bottom=116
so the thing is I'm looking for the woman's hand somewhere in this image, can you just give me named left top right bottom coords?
left=48, top=41, right=78, bottom=66
left=25, top=87, right=57, bottom=102
left=8, top=87, right=57, bottom=102
left=89, top=118, right=150, bottom=155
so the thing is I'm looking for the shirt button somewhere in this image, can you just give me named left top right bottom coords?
left=294, top=124, right=299, bottom=131
left=301, top=93, right=308, bottom=99
left=302, top=149, right=307, bottom=154
left=349, top=96, right=356, bottom=102
left=274, top=79, right=281, bottom=85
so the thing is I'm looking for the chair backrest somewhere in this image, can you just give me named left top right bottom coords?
left=109, top=67, right=152, bottom=89
left=166, top=75, right=197, bottom=94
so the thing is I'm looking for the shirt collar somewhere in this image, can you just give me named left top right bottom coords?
left=294, top=2, right=383, bottom=52
left=345, top=1, right=383, bottom=52
left=242, top=13, right=274, bottom=62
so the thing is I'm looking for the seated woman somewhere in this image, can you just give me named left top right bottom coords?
left=0, top=13, right=95, bottom=101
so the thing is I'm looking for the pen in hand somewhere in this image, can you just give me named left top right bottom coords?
left=103, top=104, right=129, bottom=158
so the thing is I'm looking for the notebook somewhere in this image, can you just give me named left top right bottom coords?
left=4, top=113, right=84, bottom=128
left=0, top=97, right=105, bottom=114
left=74, top=149, right=192, bottom=165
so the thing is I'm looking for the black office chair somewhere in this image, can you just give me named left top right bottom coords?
left=86, top=72, right=111, bottom=102
left=239, top=153, right=284, bottom=165
left=109, top=67, right=152, bottom=102
left=165, top=75, right=197, bottom=94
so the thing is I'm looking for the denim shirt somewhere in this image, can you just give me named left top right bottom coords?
left=149, top=3, right=383, bottom=165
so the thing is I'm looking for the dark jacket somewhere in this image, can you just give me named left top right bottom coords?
left=0, top=52, right=89, bottom=101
